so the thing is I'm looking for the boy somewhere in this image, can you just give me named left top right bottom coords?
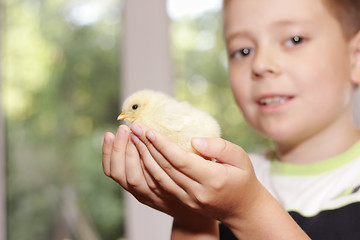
left=102, top=0, right=360, bottom=239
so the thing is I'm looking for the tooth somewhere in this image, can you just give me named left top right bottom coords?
left=260, top=97, right=287, bottom=105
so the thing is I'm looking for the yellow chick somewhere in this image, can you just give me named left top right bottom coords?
left=117, top=89, right=221, bottom=153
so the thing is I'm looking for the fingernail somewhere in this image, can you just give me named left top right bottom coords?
left=130, top=134, right=140, bottom=144
left=116, top=127, right=125, bottom=139
left=146, top=130, right=156, bottom=142
left=131, top=124, right=142, bottom=136
left=192, top=138, right=207, bottom=149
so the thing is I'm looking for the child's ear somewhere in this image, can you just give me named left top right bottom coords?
left=350, top=31, right=360, bottom=84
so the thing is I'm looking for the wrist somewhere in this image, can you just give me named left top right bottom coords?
left=172, top=216, right=218, bottom=239
left=223, top=183, right=310, bottom=240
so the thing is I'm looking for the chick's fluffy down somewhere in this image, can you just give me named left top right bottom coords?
left=120, top=90, right=221, bottom=153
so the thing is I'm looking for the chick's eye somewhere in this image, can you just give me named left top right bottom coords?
left=230, top=48, right=253, bottom=59
left=132, top=104, right=138, bottom=110
left=284, top=36, right=304, bottom=47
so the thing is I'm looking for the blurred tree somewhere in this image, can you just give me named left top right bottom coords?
left=0, top=0, right=7, bottom=238
left=3, top=0, right=124, bottom=239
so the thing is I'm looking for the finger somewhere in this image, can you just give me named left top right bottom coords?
left=106, top=126, right=183, bottom=213
left=192, top=137, right=252, bottom=169
left=123, top=135, right=164, bottom=203
left=135, top=145, right=159, bottom=194
left=102, top=132, right=115, bottom=176
left=142, top=167, right=162, bottom=196
left=131, top=123, right=204, bottom=171
left=131, top=123, right=204, bottom=180
left=131, top=132, right=190, bottom=200
left=125, top=134, right=170, bottom=197
left=131, top=135, right=162, bottom=190
left=134, top=124, right=223, bottom=192
left=109, top=125, right=131, bottom=185
left=126, top=136, right=184, bottom=209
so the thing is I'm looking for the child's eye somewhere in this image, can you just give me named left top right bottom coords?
left=284, top=36, right=304, bottom=47
left=230, top=48, right=253, bottom=59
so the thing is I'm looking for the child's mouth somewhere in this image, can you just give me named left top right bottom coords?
left=257, top=96, right=293, bottom=107
left=259, top=96, right=288, bottom=106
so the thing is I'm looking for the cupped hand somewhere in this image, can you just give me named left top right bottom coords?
left=102, top=125, right=218, bottom=236
left=103, top=123, right=310, bottom=240
left=129, top=122, right=264, bottom=225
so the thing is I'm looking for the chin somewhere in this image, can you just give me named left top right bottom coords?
left=258, top=125, right=299, bottom=144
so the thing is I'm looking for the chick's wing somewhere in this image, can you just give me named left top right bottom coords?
left=156, top=100, right=220, bottom=137
left=153, top=101, right=191, bottom=132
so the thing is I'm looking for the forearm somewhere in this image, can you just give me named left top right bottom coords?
left=171, top=217, right=219, bottom=240
left=225, top=187, right=310, bottom=240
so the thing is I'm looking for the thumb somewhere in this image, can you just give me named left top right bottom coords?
left=191, top=137, right=252, bottom=169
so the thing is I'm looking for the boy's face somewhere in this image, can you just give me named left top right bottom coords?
left=224, top=0, right=357, bottom=146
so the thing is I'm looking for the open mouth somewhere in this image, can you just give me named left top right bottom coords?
left=258, top=96, right=292, bottom=106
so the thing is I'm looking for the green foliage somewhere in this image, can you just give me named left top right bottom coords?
left=4, top=0, right=124, bottom=239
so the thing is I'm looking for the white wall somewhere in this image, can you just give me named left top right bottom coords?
left=122, top=0, right=173, bottom=239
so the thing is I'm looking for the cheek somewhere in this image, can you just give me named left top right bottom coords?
left=229, top=71, right=256, bottom=126
left=299, top=60, right=352, bottom=101
left=294, top=62, right=354, bottom=123
left=230, top=70, right=249, bottom=106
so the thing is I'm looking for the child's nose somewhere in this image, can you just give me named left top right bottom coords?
left=251, top=48, right=281, bottom=79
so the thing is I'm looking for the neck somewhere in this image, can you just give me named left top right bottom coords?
left=276, top=117, right=360, bottom=165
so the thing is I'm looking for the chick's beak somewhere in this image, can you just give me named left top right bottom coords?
left=117, top=110, right=129, bottom=120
